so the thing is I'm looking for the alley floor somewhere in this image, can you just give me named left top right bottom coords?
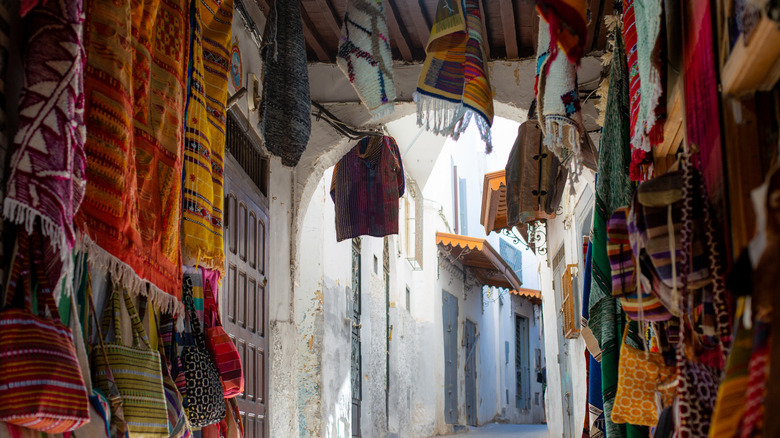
left=435, top=424, right=549, bottom=438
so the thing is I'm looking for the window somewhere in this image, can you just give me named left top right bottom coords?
left=373, top=255, right=378, bottom=275
left=451, top=161, right=459, bottom=233
left=405, top=286, right=411, bottom=313
left=399, top=179, right=423, bottom=270
left=562, top=264, right=580, bottom=339
left=458, top=178, right=468, bottom=235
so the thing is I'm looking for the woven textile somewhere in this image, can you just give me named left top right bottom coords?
left=4, top=0, right=85, bottom=273
left=330, top=136, right=405, bottom=242
left=582, top=243, right=606, bottom=438
left=259, top=0, right=310, bottom=167
left=535, top=0, right=587, bottom=64
left=203, top=271, right=243, bottom=398
left=0, top=230, right=89, bottom=433
left=182, top=0, right=234, bottom=272
left=740, top=320, right=770, bottom=438
left=415, top=0, right=494, bottom=152
left=505, top=117, right=567, bottom=227
left=92, top=288, right=168, bottom=437
left=337, top=0, right=395, bottom=119
left=588, top=29, right=635, bottom=438
left=535, top=18, right=583, bottom=168
left=77, top=0, right=189, bottom=314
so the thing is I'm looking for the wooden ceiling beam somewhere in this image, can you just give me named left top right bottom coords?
left=384, top=0, right=414, bottom=61
left=309, top=0, right=343, bottom=38
left=498, top=0, right=518, bottom=59
left=300, top=6, right=332, bottom=62
left=408, top=0, right=432, bottom=48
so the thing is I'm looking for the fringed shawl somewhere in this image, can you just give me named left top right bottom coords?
left=337, top=0, right=396, bottom=120
left=415, top=0, right=493, bottom=153
left=4, top=0, right=85, bottom=301
left=76, top=0, right=190, bottom=314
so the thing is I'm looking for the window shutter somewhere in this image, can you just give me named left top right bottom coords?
left=562, top=264, right=580, bottom=339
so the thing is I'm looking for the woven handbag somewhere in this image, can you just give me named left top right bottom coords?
left=91, top=286, right=168, bottom=437
left=181, top=277, right=226, bottom=427
left=150, top=311, right=192, bottom=438
left=203, top=275, right=244, bottom=398
left=0, top=230, right=90, bottom=433
left=611, top=323, right=676, bottom=427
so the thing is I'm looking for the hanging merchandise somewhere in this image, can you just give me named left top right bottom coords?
left=586, top=27, right=638, bottom=438
left=152, top=312, right=192, bottom=438
left=76, top=0, right=190, bottom=315
left=92, top=286, right=168, bottom=437
left=414, top=0, right=494, bottom=152
left=337, top=0, right=395, bottom=119
left=535, top=18, right=585, bottom=182
left=611, top=323, right=676, bottom=427
left=182, top=0, right=235, bottom=272
left=534, top=0, right=588, bottom=64
left=259, top=0, right=311, bottom=167
left=181, top=276, right=226, bottom=428
left=330, top=136, right=405, bottom=242
left=3, top=0, right=86, bottom=301
left=0, top=230, right=90, bottom=433
left=203, top=269, right=244, bottom=398
left=504, top=112, right=567, bottom=227
left=581, top=243, right=607, bottom=438
left=622, top=0, right=665, bottom=181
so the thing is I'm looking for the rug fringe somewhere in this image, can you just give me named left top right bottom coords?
left=369, top=102, right=396, bottom=122
left=3, top=198, right=69, bottom=254
left=76, top=234, right=184, bottom=317
left=414, top=92, right=468, bottom=138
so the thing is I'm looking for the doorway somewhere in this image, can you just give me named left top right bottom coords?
left=351, top=238, right=362, bottom=437
left=442, top=290, right=459, bottom=424
left=464, top=319, right=478, bottom=426
left=552, top=246, right=573, bottom=438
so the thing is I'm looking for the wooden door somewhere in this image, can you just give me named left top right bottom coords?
left=223, top=113, right=269, bottom=438
left=442, top=290, right=458, bottom=424
left=464, top=319, right=477, bottom=426
left=351, top=238, right=362, bottom=437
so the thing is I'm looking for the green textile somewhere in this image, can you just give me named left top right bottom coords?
left=588, top=30, right=642, bottom=438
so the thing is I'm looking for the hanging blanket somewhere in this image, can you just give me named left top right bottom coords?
left=76, top=0, right=189, bottom=314
left=181, top=0, right=234, bottom=272
left=415, top=0, right=494, bottom=153
left=624, top=0, right=665, bottom=181
left=4, top=0, right=85, bottom=298
left=337, top=0, right=395, bottom=120
left=259, top=0, right=311, bottom=167
left=581, top=243, right=606, bottom=438
left=535, top=18, right=583, bottom=176
left=587, top=29, right=634, bottom=438
left=535, top=0, right=588, bottom=64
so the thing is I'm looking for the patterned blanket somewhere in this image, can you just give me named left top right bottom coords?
left=4, top=0, right=85, bottom=296
left=535, top=0, right=588, bottom=64
left=415, top=0, right=493, bottom=152
left=76, top=0, right=189, bottom=314
left=181, top=0, right=234, bottom=272
left=337, top=0, right=396, bottom=119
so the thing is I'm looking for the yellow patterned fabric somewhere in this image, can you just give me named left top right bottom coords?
left=612, top=324, right=676, bottom=427
left=182, top=0, right=234, bottom=271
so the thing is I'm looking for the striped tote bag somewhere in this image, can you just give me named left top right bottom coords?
left=203, top=274, right=244, bottom=398
left=0, top=230, right=90, bottom=433
left=91, top=287, right=168, bottom=437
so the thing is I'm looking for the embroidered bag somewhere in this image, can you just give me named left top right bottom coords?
left=0, top=230, right=90, bottom=433
left=92, top=286, right=168, bottom=437
left=181, top=277, right=226, bottom=427
left=612, top=323, right=676, bottom=426
left=203, top=274, right=244, bottom=398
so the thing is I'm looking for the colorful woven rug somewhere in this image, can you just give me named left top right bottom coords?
left=535, top=18, right=583, bottom=176
left=76, top=0, right=189, bottom=314
left=4, top=0, right=85, bottom=291
left=415, top=0, right=494, bottom=153
left=259, top=0, right=311, bottom=167
left=181, top=0, right=234, bottom=273
left=337, top=0, right=395, bottom=120
left=535, top=0, right=588, bottom=64
left=587, top=29, right=634, bottom=438
left=624, top=0, right=665, bottom=181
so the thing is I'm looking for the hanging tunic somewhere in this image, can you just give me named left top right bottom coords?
left=330, top=136, right=405, bottom=242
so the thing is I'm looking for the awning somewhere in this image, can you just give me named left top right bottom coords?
left=510, top=288, right=542, bottom=304
left=436, top=232, right=523, bottom=291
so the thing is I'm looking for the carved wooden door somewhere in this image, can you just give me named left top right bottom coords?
left=223, top=114, right=269, bottom=438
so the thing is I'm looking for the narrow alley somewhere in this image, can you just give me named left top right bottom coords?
left=0, top=0, right=777, bottom=437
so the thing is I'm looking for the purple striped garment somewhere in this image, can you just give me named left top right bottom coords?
left=330, top=136, right=405, bottom=242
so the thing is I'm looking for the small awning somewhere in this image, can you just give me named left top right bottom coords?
left=510, top=288, right=542, bottom=304
left=436, top=232, right=523, bottom=291
left=480, top=170, right=508, bottom=235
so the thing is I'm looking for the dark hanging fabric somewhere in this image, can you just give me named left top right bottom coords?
left=258, top=0, right=311, bottom=167
left=505, top=117, right=567, bottom=228
left=330, top=136, right=405, bottom=242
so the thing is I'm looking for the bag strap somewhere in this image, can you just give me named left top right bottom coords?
left=203, top=273, right=221, bottom=329
left=183, top=276, right=207, bottom=351
left=121, top=288, right=151, bottom=349
left=100, top=285, right=122, bottom=344
left=28, top=228, right=61, bottom=323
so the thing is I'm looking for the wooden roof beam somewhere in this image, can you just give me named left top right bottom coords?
left=499, top=0, right=518, bottom=59
left=385, top=0, right=414, bottom=61
left=300, top=6, right=332, bottom=62
left=408, top=0, right=432, bottom=48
